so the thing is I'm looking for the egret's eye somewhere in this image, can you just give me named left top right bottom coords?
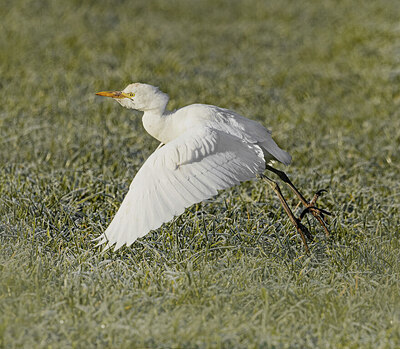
left=128, top=92, right=135, bottom=97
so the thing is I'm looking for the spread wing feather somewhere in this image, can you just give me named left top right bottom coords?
left=97, top=127, right=266, bottom=251
left=209, top=107, right=292, bottom=165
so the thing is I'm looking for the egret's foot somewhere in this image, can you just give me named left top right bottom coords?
left=310, top=189, right=327, bottom=203
left=264, top=165, right=332, bottom=239
left=284, top=217, right=312, bottom=254
left=298, top=189, right=331, bottom=237
left=299, top=205, right=331, bottom=220
left=290, top=218, right=313, bottom=254
left=296, top=219, right=313, bottom=241
left=300, top=189, right=331, bottom=219
left=259, top=174, right=311, bottom=253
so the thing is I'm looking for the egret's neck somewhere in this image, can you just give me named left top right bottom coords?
left=141, top=92, right=171, bottom=142
left=142, top=109, right=170, bottom=143
left=141, top=90, right=169, bottom=114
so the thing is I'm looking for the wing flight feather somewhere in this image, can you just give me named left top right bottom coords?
left=97, top=127, right=265, bottom=250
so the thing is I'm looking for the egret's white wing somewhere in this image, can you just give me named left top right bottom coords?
left=212, top=107, right=292, bottom=165
left=181, top=105, right=291, bottom=165
left=97, top=127, right=266, bottom=251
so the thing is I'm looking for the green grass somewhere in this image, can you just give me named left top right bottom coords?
left=1, top=0, right=400, bottom=347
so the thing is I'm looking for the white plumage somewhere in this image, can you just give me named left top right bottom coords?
left=95, top=83, right=291, bottom=251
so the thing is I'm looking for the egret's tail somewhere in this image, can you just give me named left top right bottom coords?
left=260, top=138, right=292, bottom=166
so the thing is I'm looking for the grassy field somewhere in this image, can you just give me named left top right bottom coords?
left=1, top=0, right=400, bottom=347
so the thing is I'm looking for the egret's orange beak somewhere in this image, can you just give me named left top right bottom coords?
left=95, top=91, right=129, bottom=99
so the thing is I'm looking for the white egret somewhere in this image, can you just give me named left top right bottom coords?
left=95, top=83, right=330, bottom=252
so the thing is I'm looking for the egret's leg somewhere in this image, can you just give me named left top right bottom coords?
left=265, top=165, right=330, bottom=237
left=259, top=174, right=311, bottom=253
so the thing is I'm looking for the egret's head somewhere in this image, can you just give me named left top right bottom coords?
left=96, top=83, right=169, bottom=112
